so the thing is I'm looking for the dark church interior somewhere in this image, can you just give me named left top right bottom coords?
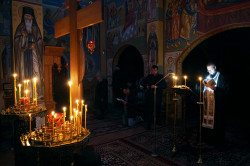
left=1, top=0, right=250, bottom=165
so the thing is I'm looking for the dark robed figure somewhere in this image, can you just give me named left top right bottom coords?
left=141, top=65, right=167, bottom=129
left=14, top=6, right=43, bottom=98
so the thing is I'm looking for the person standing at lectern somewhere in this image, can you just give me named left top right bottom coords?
left=141, top=65, right=167, bottom=130
left=202, top=62, right=228, bottom=146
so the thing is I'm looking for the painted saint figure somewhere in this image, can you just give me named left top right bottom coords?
left=180, top=0, right=197, bottom=46
left=14, top=6, right=43, bottom=99
left=148, top=25, right=158, bottom=68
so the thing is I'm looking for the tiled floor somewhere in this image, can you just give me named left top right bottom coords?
left=0, top=106, right=250, bottom=166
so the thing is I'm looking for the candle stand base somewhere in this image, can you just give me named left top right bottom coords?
left=197, top=155, right=203, bottom=164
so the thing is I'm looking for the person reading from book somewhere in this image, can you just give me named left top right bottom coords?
left=202, top=62, right=228, bottom=146
left=117, top=82, right=137, bottom=126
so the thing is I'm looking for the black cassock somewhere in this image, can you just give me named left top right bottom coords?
left=141, top=74, right=167, bottom=129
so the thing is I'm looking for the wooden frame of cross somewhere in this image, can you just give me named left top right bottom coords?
left=54, top=0, right=103, bottom=104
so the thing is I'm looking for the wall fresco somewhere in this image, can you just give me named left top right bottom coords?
left=105, top=0, right=147, bottom=55
left=164, top=51, right=182, bottom=74
left=12, top=0, right=44, bottom=99
left=165, top=0, right=197, bottom=51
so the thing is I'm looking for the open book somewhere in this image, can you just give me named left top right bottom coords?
left=204, top=78, right=216, bottom=87
left=116, top=98, right=126, bottom=103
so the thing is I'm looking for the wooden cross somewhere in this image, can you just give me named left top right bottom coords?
left=54, top=0, right=103, bottom=102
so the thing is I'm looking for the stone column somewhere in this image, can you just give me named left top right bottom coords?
left=44, top=46, right=65, bottom=111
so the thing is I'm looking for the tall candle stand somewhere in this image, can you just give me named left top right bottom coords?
left=151, top=87, right=158, bottom=157
left=197, top=77, right=203, bottom=164
left=197, top=101, right=203, bottom=164
left=172, top=91, right=178, bottom=153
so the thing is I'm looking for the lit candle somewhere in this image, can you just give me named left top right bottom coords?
left=26, top=80, right=29, bottom=98
left=70, top=116, right=73, bottom=124
left=81, top=100, right=84, bottom=112
left=52, top=111, right=55, bottom=137
left=174, top=76, right=178, bottom=86
left=76, top=110, right=78, bottom=135
left=68, top=81, right=72, bottom=119
left=25, top=90, right=29, bottom=99
left=18, top=84, right=21, bottom=102
left=79, top=111, right=82, bottom=132
left=81, top=100, right=84, bottom=128
left=63, top=107, right=66, bottom=125
left=172, top=75, right=175, bottom=86
left=29, top=114, right=32, bottom=134
left=23, top=80, right=26, bottom=97
left=33, top=78, right=37, bottom=106
left=73, top=108, right=76, bottom=126
left=13, top=74, right=17, bottom=105
left=85, top=105, right=87, bottom=130
left=199, top=77, right=202, bottom=102
left=184, top=75, right=187, bottom=88
left=70, top=116, right=73, bottom=138
left=76, top=100, right=79, bottom=111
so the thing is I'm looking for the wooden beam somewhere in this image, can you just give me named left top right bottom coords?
left=54, top=15, right=70, bottom=38
left=54, top=0, right=103, bottom=38
left=69, top=0, right=81, bottom=101
left=76, top=0, right=103, bottom=29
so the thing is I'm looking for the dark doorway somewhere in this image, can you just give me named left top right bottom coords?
left=183, top=27, right=250, bottom=143
left=117, top=45, right=144, bottom=88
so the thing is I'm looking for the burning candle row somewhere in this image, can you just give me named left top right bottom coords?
left=172, top=74, right=203, bottom=101
left=26, top=109, right=89, bottom=146
left=172, top=75, right=188, bottom=87
left=43, top=105, right=87, bottom=138
left=68, top=81, right=88, bottom=130
left=13, top=73, right=38, bottom=106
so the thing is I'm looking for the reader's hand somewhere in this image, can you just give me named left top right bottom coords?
left=202, top=80, right=209, bottom=87
left=209, top=86, right=216, bottom=90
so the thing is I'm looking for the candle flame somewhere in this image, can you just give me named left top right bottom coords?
left=71, top=116, right=73, bottom=120
left=199, top=77, right=202, bottom=81
left=24, top=80, right=27, bottom=83
left=13, top=73, right=17, bottom=77
left=33, top=77, right=37, bottom=82
left=18, top=84, right=21, bottom=87
left=184, top=75, right=187, bottom=79
left=76, top=100, right=79, bottom=104
left=26, top=80, right=29, bottom=83
left=52, top=111, right=55, bottom=115
left=29, top=114, right=31, bottom=117
left=63, top=107, right=66, bottom=111
left=68, top=81, right=72, bottom=86
left=25, top=90, right=29, bottom=94
left=81, top=100, right=84, bottom=104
